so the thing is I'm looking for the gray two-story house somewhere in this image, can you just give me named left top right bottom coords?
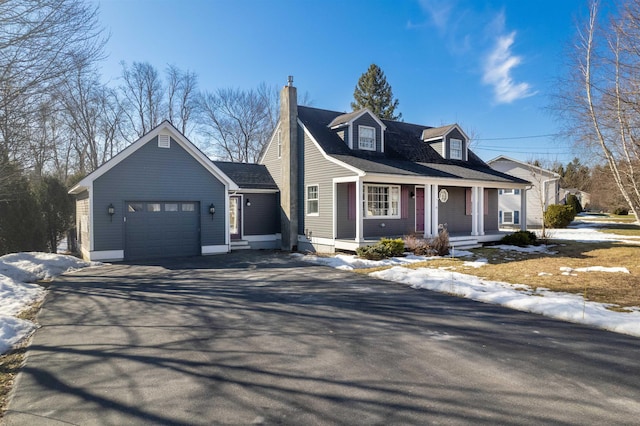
left=260, top=78, right=529, bottom=253
left=70, top=77, right=528, bottom=261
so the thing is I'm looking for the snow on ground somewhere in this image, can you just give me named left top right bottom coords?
left=298, top=223, right=640, bottom=338
left=0, top=253, right=97, bottom=355
left=487, top=244, right=557, bottom=254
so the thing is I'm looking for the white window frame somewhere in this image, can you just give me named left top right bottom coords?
left=276, top=129, right=282, bottom=159
left=364, top=184, right=401, bottom=219
left=500, top=188, right=521, bottom=195
left=358, top=125, right=376, bottom=151
left=306, top=184, right=319, bottom=216
left=500, top=210, right=520, bottom=225
left=450, top=138, right=463, bottom=160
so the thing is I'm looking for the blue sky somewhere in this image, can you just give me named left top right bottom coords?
left=96, top=0, right=588, bottom=164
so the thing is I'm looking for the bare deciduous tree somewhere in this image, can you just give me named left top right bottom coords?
left=166, top=64, right=198, bottom=137
left=197, top=87, right=274, bottom=163
left=120, top=61, right=165, bottom=138
left=559, top=0, right=640, bottom=218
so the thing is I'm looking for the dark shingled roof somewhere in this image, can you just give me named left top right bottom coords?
left=297, top=106, right=529, bottom=185
left=213, top=161, right=278, bottom=190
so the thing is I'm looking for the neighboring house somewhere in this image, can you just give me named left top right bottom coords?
left=487, top=156, right=560, bottom=228
left=560, top=188, right=591, bottom=209
left=69, top=120, right=280, bottom=261
left=260, top=78, right=529, bottom=253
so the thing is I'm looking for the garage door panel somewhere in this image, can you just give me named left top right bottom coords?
left=125, top=201, right=200, bottom=261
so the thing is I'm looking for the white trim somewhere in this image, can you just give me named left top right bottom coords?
left=363, top=184, right=401, bottom=219
left=202, top=245, right=229, bottom=255
left=258, top=121, right=282, bottom=164
left=357, top=125, right=376, bottom=151
left=305, top=184, right=319, bottom=216
left=244, top=234, right=279, bottom=242
left=89, top=250, right=124, bottom=262
left=87, top=184, right=95, bottom=251
left=69, top=121, right=239, bottom=195
left=332, top=181, right=337, bottom=240
left=298, top=118, right=365, bottom=176
left=449, top=138, right=463, bottom=160
left=422, top=124, right=469, bottom=143
left=362, top=172, right=527, bottom=189
left=233, top=188, right=279, bottom=194
left=487, top=155, right=561, bottom=179
left=328, top=108, right=387, bottom=131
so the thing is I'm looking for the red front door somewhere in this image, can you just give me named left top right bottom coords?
left=415, top=187, right=425, bottom=232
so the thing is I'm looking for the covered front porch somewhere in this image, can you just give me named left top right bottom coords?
left=332, top=175, right=525, bottom=251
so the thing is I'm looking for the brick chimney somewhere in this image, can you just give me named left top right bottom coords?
left=280, top=76, right=298, bottom=251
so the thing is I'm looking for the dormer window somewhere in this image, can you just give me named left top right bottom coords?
left=450, top=138, right=463, bottom=160
left=358, top=125, right=376, bottom=151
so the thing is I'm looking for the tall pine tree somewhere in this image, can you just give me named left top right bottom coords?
left=351, top=64, right=401, bottom=120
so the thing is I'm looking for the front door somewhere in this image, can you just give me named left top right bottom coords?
left=229, top=196, right=241, bottom=240
left=415, top=187, right=425, bottom=233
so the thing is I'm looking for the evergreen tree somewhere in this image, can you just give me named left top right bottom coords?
left=351, top=64, right=402, bottom=120
left=35, top=176, right=74, bottom=253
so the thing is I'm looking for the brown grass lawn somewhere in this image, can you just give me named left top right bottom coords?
left=358, top=240, right=640, bottom=311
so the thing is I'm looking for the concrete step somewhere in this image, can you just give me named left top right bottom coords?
left=230, top=240, right=251, bottom=251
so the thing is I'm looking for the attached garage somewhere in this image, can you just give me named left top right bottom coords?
left=69, top=121, right=238, bottom=262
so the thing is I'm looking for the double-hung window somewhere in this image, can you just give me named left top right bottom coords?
left=450, top=138, right=463, bottom=160
left=364, top=184, right=400, bottom=218
left=500, top=210, right=520, bottom=225
left=358, top=126, right=376, bottom=151
left=306, top=185, right=319, bottom=215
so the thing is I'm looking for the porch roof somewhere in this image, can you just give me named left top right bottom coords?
left=213, top=161, right=278, bottom=190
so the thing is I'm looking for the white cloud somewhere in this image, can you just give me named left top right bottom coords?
left=482, top=31, right=535, bottom=104
left=418, top=0, right=455, bottom=31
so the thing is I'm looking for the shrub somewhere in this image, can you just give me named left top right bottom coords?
left=403, top=230, right=449, bottom=257
left=544, top=204, right=576, bottom=228
left=613, top=206, right=629, bottom=215
left=500, top=230, right=537, bottom=247
left=356, top=238, right=405, bottom=260
left=566, top=194, right=583, bottom=215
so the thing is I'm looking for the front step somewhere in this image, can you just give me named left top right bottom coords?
left=230, top=240, right=251, bottom=251
left=449, top=236, right=481, bottom=251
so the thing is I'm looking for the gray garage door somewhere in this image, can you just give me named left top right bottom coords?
left=125, top=201, right=200, bottom=260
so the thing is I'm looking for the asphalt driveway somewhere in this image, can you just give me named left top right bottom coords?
left=4, top=251, right=640, bottom=425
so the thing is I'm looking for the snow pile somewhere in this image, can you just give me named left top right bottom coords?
left=0, top=252, right=96, bottom=354
left=545, top=227, right=640, bottom=244
left=560, top=266, right=629, bottom=274
left=371, top=266, right=640, bottom=337
left=487, top=244, right=557, bottom=254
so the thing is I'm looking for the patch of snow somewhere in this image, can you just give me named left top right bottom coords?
left=538, top=272, right=553, bottom=276
left=372, top=267, right=640, bottom=338
left=295, top=253, right=431, bottom=270
left=463, top=258, right=488, bottom=268
left=544, top=227, right=640, bottom=244
left=560, top=266, right=630, bottom=274
left=0, top=252, right=98, bottom=355
left=488, top=244, right=556, bottom=254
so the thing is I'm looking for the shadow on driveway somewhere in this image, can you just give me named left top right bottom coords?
left=5, top=251, right=640, bottom=425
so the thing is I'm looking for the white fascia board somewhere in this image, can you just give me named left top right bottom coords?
left=487, top=155, right=560, bottom=179
left=362, top=173, right=528, bottom=189
left=231, top=188, right=279, bottom=194
left=298, top=118, right=365, bottom=176
left=258, top=121, right=282, bottom=164
left=70, top=121, right=239, bottom=194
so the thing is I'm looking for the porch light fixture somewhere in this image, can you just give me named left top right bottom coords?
left=410, top=191, right=415, bottom=199
left=209, top=203, right=216, bottom=220
left=108, top=204, right=115, bottom=222
left=245, top=198, right=251, bottom=207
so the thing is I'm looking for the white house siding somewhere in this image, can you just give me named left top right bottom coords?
left=489, top=158, right=558, bottom=227
left=301, top=131, right=357, bottom=239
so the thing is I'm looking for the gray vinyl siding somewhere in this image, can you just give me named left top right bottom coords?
left=300, top=127, right=357, bottom=239
left=92, top=136, right=227, bottom=252
left=438, top=186, right=471, bottom=233
left=336, top=183, right=355, bottom=239
left=485, top=189, right=499, bottom=232
left=261, top=127, right=282, bottom=187
left=76, top=192, right=90, bottom=251
left=353, top=114, right=382, bottom=152
left=363, top=184, right=415, bottom=238
left=444, top=128, right=467, bottom=161
left=242, top=192, right=280, bottom=235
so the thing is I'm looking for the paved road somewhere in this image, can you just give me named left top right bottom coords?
left=4, top=251, right=640, bottom=425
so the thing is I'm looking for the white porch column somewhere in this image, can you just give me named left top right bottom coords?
left=520, top=188, right=527, bottom=231
left=356, top=178, right=363, bottom=242
left=431, top=184, right=439, bottom=236
left=478, top=186, right=485, bottom=236
left=471, top=186, right=479, bottom=236
left=424, top=184, right=432, bottom=238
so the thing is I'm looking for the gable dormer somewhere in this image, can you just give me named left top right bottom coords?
left=328, top=108, right=387, bottom=153
left=421, top=124, right=469, bottom=161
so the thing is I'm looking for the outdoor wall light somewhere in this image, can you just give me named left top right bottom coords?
left=209, top=203, right=216, bottom=219
left=108, top=204, right=115, bottom=222
left=246, top=198, right=251, bottom=207
left=410, top=191, right=415, bottom=199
